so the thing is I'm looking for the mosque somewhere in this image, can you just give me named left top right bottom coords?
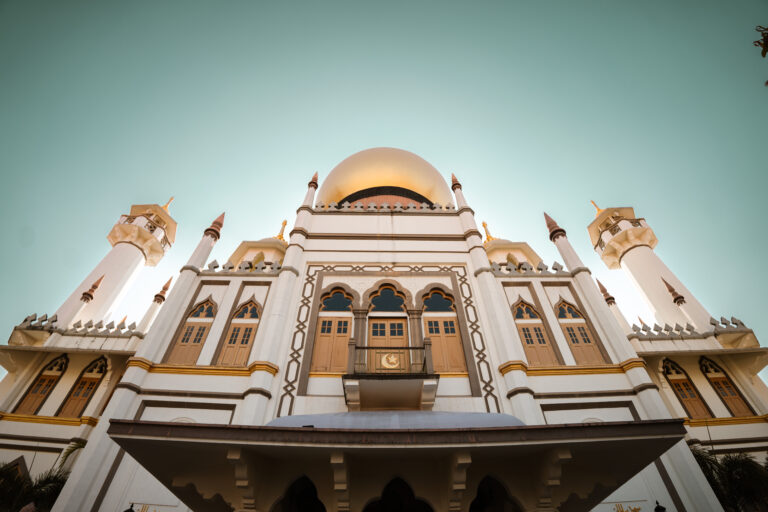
left=0, top=147, right=766, bottom=512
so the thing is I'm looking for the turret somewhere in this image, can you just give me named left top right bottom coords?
left=587, top=203, right=710, bottom=330
left=597, top=279, right=632, bottom=335
left=137, top=277, right=172, bottom=333
left=54, top=199, right=177, bottom=327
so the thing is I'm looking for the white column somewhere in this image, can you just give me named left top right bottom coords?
left=620, top=246, right=710, bottom=329
left=135, top=279, right=171, bottom=334
left=55, top=243, right=145, bottom=326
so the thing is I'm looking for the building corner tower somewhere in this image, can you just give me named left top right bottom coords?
left=54, top=200, right=177, bottom=327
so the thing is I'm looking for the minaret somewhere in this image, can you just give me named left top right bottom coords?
left=136, top=277, right=172, bottom=333
left=587, top=203, right=710, bottom=330
left=596, top=279, right=632, bottom=334
left=54, top=200, right=177, bottom=327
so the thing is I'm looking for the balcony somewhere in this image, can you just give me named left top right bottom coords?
left=342, top=340, right=439, bottom=411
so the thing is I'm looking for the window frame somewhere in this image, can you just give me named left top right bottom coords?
left=662, top=358, right=714, bottom=419
left=699, top=357, right=755, bottom=417
left=56, top=356, right=107, bottom=418
left=13, top=354, right=69, bottom=415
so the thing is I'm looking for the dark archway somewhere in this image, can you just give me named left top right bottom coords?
left=363, top=478, right=434, bottom=512
left=270, top=476, right=326, bottom=512
left=469, top=476, right=524, bottom=512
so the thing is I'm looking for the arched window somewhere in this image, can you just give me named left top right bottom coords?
left=422, top=290, right=466, bottom=373
left=311, top=290, right=353, bottom=372
left=700, top=357, right=754, bottom=417
left=58, top=357, right=106, bottom=418
left=554, top=300, right=604, bottom=365
left=663, top=359, right=711, bottom=419
left=368, top=286, right=408, bottom=348
left=14, top=355, right=68, bottom=415
left=166, top=299, right=216, bottom=365
left=217, top=300, right=261, bottom=366
left=512, top=300, right=558, bottom=367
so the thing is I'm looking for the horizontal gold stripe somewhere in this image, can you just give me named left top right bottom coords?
left=309, top=372, right=344, bottom=378
left=126, top=357, right=279, bottom=376
left=684, top=415, right=768, bottom=427
left=498, top=358, right=646, bottom=376
left=437, top=372, right=470, bottom=378
left=0, top=412, right=98, bottom=427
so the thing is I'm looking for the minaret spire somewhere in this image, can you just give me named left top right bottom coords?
left=661, top=277, right=686, bottom=306
left=302, top=172, right=319, bottom=207
left=204, top=213, right=225, bottom=241
left=162, top=196, right=174, bottom=211
left=154, top=277, right=173, bottom=304
left=451, top=173, right=461, bottom=190
left=596, top=279, right=615, bottom=306
left=590, top=200, right=604, bottom=217
left=80, top=276, right=104, bottom=303
left=543, top=212, right=566, bottom=241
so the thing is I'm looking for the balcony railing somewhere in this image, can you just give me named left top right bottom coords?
left=348, top=339, right=434, bottom=375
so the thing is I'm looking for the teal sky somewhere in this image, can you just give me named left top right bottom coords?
left=1, top=1, right=767, bottom=381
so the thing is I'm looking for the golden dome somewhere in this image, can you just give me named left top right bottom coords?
left=316, top=147, right=454, bottom=206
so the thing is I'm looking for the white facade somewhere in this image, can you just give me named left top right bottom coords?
left=1, top=148, right=766, bottom=512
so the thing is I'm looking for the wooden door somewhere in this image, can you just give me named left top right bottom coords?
left=518, top=325, right=558, bottom=367
left=369, top=319, right=407, bottom=347
left=58, top=377, right=99, bottom=417
left=670, top=380, right=711, bottom=419
left=710, top=377, right=752, bottom=417
left=311, top=318, right=351, bottom=372
left=167, top=323, right=209, bottom=365
left=15, top=374, right=58, bottom=415
left=562, top=324, right=604, bottom=365
left=425, top=317, right=466, bottom=372
left=218, top=323, right=258, bottom=366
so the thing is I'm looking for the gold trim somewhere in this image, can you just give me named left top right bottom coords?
left=437, top=372, right=470, bottom=378
left=0, top=412, right=98, bottom=427
left=308, top=372, right=344, bottom=378
left=126, top=357, right=279, bottom=376
left=684, top=415, right=768, bottom=427
left=498, top=358, right=646, bottom=376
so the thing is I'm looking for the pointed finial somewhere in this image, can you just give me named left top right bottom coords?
left=119, top=315, right=127, bottom=325
left=154, top=277, right=172, bottom=304
left=661, top=277, right=686, bottom=305
left=543, top=212, right=566, bottom=242
left=81, top=275, right=104, bottom=303
left=162, top=197, right=174, bottom=211
left=274, top=220, right=288, bottom=242
left=590, top=200, right=604, bottom=217
left=308, top=172, right=319, bottom=189
left=481, top=221, right=497, bottom=244
left=451, top=173, right=462, bottom=191
left=596, top=279, right=616, bottom=306
left=204, top=212, right=225, bottom=241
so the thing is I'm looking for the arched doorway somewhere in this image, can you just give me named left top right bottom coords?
left=270, top=476, right=326, bottom=512
left=469, top=476, right=524, bottom=512
left=363, top=478, right=433, bottom=512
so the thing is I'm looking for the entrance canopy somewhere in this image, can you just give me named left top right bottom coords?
left=108, top=415, right=685, bottom=512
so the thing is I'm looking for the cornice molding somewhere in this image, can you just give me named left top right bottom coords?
left=126, top=357, right=279, bottom=376
left=499, top=358, right=646, bottom=376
